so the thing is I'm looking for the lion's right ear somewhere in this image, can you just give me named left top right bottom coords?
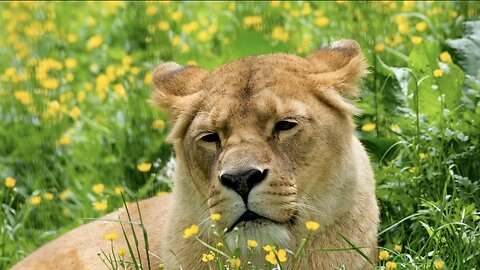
left=151, top=62, right=208, bottom=119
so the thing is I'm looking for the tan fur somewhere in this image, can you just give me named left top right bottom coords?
left=13, top=39, right=378, bottom=270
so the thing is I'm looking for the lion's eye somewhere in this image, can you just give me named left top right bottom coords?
left=200, top=133, right=220, bottom=143
left=274, top=120, right=298, bottom=132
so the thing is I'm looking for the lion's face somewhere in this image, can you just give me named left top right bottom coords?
left=153, top=40, right=367, bottom=248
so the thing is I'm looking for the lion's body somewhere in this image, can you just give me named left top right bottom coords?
left=13, top=40, right=379, bottom=270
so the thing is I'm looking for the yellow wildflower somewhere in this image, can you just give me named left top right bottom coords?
left=104, top=232, right=118, bottom=241
left=118, top=247, right=127, bottom=256
left=86, top=16, right=96, bottom=26
left=265, top=249, right=287, bottom=265
left=144, top=72, right=153, bottom=85
left=30, top=196, right=42, bottom=205
left=94, top=200, right=108, bottom=211
left=158, top=263, right=165, bottom=269
left=146, top=5, right=158, bottom=16
left=181, top=44, right=190, bottom=53
left=5, top=177, right=16, bottom=188
left=183, top=224, right=199, bottom=238
left=208, top=24, right=218, bottom=34
left=58, top=134, right=71, bottom=146
left=66, top=73, right=74, bottom=82
left=171, top=35, right=180, bottom=46
left=216, top=242, right=224, bottom=248
left=415, top=21, right=427, bottom=32
left=434, top=260, right=445, bottom=269
left=43, top=192, right=54, bottom=201
left=171, top=10, right=182, bottom=21
left=92, top=183, right=104, bottom=194
left=379, top=250, right=390, bottom=260
left=419, top=153, right=428, bottom=159
left=306, top=221, right=320, bottom=231
left=440, top=51, right=452, bottom=63
left=114, top=186, right=124, bottom=196
left=243, top=16, right=263, bottom=30
left=158, top=21, right=169, bottom=31
left=87, top=35, right=103, bottom=51
left=60, top=189, right=72, bottom=200
left=247, top=239, right=258, bottom=248
left=201, top=252, right=215, bottom=262
left=433, top=69, right=444, bottom=78
left=67, top=34, right=78, bottom=43
left=390, top=123, right=401, bottom=132
left=77, top=91, right=86, bottom=103
left=398, top=22, right=409, bottom=34
left=65, top=58, right=77, bottom=69
left=14, top=91, right=32, bottom=105
left=263, top=245, right=275, bottom=252
left=42, top=78, right=59, bottom=90
left=187, top=60, right=198, bottom=66
left=69, top=107, right=81, bottom=120
left=375, top=43, right=385, bottom=52
left=152, top=119, right=165, bottom=130
left=393, top=244, right=402, bottom=252
left=386, top=261, right=397, bottom=269
left=114, top=84, right=126, bottom=99
left=271, top=26, right=289, bottom=42
left=361, top=123, right=376, bottom=132
left=409, top=166, right=418, bottom=173
left=137, top=163, right=152, bottom=172
left=314, top=17, right=330, bottom=27
left=210, top=213, right=221, bottom=221
left=197, top=31, right=211, bottom=43
left=411, top=36, right=422, bottom=44
left=230, top=258, right=241, bottom=268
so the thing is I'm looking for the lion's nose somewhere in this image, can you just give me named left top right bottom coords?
left=220, top=168, right=268, bottom=202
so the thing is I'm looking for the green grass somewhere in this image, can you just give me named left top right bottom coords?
left=1, top=1, right=479, bottom=269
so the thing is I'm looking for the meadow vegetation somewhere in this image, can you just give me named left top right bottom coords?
left=1, top=1, right=479, bottom=269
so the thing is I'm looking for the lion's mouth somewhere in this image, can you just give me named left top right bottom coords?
left=228, top=210, right=277, bottom=231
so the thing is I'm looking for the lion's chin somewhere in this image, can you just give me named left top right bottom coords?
left=225, top=221, right=291, bottom=253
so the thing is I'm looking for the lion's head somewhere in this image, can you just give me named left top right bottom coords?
left=153, top=40, right=369, bottom=254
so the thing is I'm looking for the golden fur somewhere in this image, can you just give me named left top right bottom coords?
left=13, top=39, right=378, bottom=270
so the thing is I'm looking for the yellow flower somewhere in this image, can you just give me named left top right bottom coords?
left=65, top=58, right=77, bottom=69
left=243, top=16, right=263, bottom=30
left=386, top=261, right=397, bottom=269
left=43, top=192, right=54, bottom=201
left=265, top=249, right=287, bottom=265
left=118, top=247, right=127, bottom=256
left=69, top=106, right=81, bottom=120
left=60, top=189, right=72, bottom=200
left=263, top=245, right=275, bottom=252
left=433, top=69, right=444, bottom=78
left=14, top=91, right=32, bottom=105
left=181, top=44, right=191, bottom=53
left=152, top=120, right=165, bottom=130
left=171, top=35, right=181, bottom=46
left=361, top=123, right=376, bottom=132
left=216, top=242, right=224, bottom=248
left=86, top=16, right=96, bottom=26
left=114, top=186, right=124, bottom=196
left=146, top=5, right=158, bottom=16
left=434, top=260, right=445, bottom=269
left=314, top=17, right=330, bottom=27
left=144, top=72, right=153, bottom=85
left=398, top=22, right=409, bottom=34
left=94, top=200, right=108, bottom=211
left=158, top=21, right=169, bottom=31
left=390, top=123, right=401, bottom=132
left=247, top=239, right=258, bottom=248
left=415, top=21, right=427, bottom=32
left=271, top=26, right=289, bottom=42
left=171, top=10, right=182, bottom=21
left=137, top=163, right=152, bottom=172
left=379, top=250, right=390, bottom=260
left=87, top=35, right=103, bottom=51
left=104, top=232, right=118, bottom=241
left=114, top=84, right=126, bottom=99
left=210, top=213, right=221, bottom=221
left=183, top=224, right=199, bottom=238
left=158, top=263, right=165, bottom=269
left=201, top=252, right=215, bottom=262
left=30, top=196, right=42, bottom=205
left=197, top=31, right=211, bottom=43
left=439, top=51, right=452, bottom=63
left=419, top=153, right=428, bottom=159
left=230, top=258, right=241, bottom=268
left=58, top=134, right=71, bottom=146
left=66, top=73, right=74, bottom=82
left=306, top=221, right=320, bottom=231
left=409, top=166, right=418, bottom=173
left=411, top=36, right=422, bottom=44
left=92, top=183, right=105, bottom=194
left=187, top=60, right=198, bottom=66
left=77, top=91, right=86, bottom=103
left=66, top=33, right=78, bottom=43
left=5, top=177, right=16, bottom=188
left=375, top=43, right=385, bottom=52
left=393, top=244, right=402, bottom=252
left=42, top=78, right=59, bottom=90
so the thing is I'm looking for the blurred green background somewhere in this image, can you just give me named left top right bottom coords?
left=1, top=1, right=479, bottom=269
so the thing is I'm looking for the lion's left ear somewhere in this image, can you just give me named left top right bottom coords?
left=306, top=39, right=368, bottom=97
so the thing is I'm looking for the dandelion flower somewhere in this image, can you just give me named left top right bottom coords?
left=314, top=17, right=330, bottom=27
left=263, top=245, right=275, bottom=252
left=183, top=224, right=199, bottom=238
left=434, top=260, right=445, bottom=269
left=137, top=163, right=152, bottom=172
left=361, top=123, right=376, bottom=132
left=230, top=258, right=241, bottom=268
left=415, top=21, right=427, bottom=32
left=146, top=5, right=158, bottom=16
left=210, top=213, right=221, bottom=221
left=374, top=43, right=385, bottom=52
left=171, top=11, right=182, bottom=21
left=411, top=36, right=422, bottom=44
left=67, top=34, right=78, bottom=43
left=433, top=69, right=444, bottom=78
left=114, top=186, right=124, bottom=196
left=92, top=183, right=104, bottom=194
left=65, top=58, right=77, bottom=69
left=152, top=120, right=165, bottom=130
left=5, top=177, right=16, bottom=188
left=43, top=192, right=54, bottom=201
left=440, top=51, right=452, bottom=63
left=409, top=166, right=418, bottom=173
left=216, top=242, right=224, bottom=248
left=201, top=252, right=215, bottom=262
left=104, top=232, right=118, bottom=241
left=386, top=261, right=397, bottom=269
left=118, top=247, right=126, bottom=256
left=94, top=200, right=108, bottom=211
left=158, top=21, right=169, bottom=31
left=247, top=239, right=258, bottom=248
left=305, top=221, right=320, bottom=231
left=419, top=153, right=428, bottom=159
left=158, top=264, right=165, bottom=269
left=87, top=35, right=103, bottom=51
left=60, top=189, right=72, bottom=200
left=30, top=196, right=42, bottom=205
left=58, top=134, right=71, bottom=146
left=265, top=249, right=287, bottom=265
left=379, top=250, right=390, bottom=260
left=144, top=72, right=153, bottom=85
left=69, top=107, right=81, bottom=120
left=393, top=244, right=402, bottom=252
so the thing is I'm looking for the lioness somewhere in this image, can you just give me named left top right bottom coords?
left=13, top=39, right=378, bottom=270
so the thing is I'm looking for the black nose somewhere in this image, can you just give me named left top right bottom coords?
left=220, top=168, right=268, bottom=202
